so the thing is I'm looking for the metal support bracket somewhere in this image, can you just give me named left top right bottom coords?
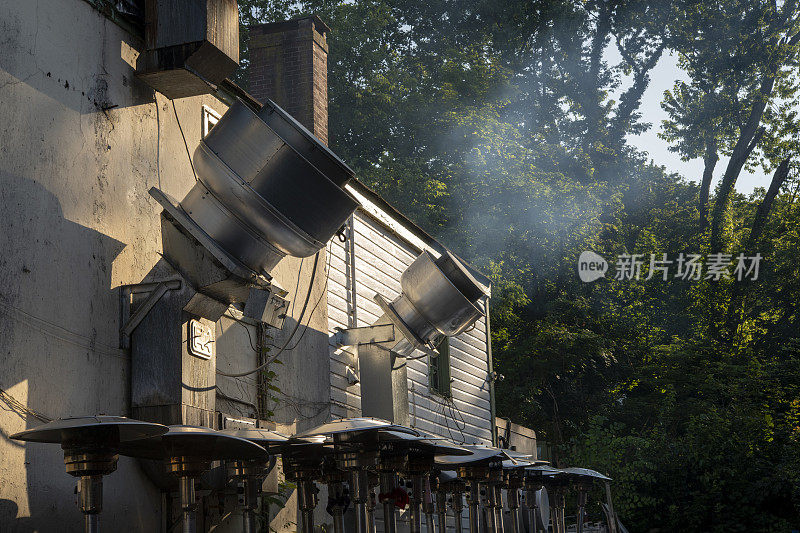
left=119, top=280, right=182, bottom=348
left=333, top=323, right=396, bottom=347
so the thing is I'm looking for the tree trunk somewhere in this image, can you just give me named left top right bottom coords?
left=699, top=137, right=719, bottom=230
left=725, top=158, right=791, bottom=336
left=708, top=24, right=800, bottom=251
left=708, top=71, right=773, bottom=252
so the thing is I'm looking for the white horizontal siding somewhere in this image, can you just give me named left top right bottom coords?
left=327, top=210, right=493, bottom=445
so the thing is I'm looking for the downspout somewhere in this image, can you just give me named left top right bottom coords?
left=485, top=301, right=497, bottom=446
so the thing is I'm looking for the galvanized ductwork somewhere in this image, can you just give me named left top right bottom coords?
left=357, top=250, right=491, bottom=424
left=150, top=98, right=358, bottom=321
left=180, top=99, right=357, bottom=275
left=379, top=250, right=490, bottom=351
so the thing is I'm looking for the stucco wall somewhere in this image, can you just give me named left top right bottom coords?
left=0, top=1, right=335, bottom=530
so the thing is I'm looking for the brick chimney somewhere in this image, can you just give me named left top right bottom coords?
left=248, top=16, right=330, bottom=145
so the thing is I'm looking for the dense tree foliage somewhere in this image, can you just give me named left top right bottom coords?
left=239, top=1, right=800, bottom=530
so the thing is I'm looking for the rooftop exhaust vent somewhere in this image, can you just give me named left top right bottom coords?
left=352, top=250, right=491, bottom=424
left=178, top=98, right=357, bottom=273
left=137, top=0, right=240, bottom=99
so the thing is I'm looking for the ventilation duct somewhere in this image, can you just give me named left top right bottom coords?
left=137, top=0, right=240, bottom=99
left=180, top=99, right=357, bottom=274
left=358, top=250, right=491, bottom=423
left=150, top=98, right=358, bottom=321
left=383, top=250, right=490, bottom=350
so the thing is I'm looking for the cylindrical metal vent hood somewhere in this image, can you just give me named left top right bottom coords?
left=179, top=99, right=359, bottom=275
left=378, top=250, right=491, bottom=349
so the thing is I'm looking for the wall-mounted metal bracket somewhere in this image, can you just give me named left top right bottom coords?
left=120, top=280, right=182, bottom=348
left=345, top=365, right=360, bottom=386
left=333, top=323, right=396, bottom=347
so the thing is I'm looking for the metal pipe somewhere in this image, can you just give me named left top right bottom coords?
left=436, top=490, right=448, bottom=532
left=327, top=481, right=346, bottom=533
left=452, top=490, right=465, bottom=533
left=423, top=476, right=436, bottom=533
left=351, top=471, right=370, bottom=533
left=494, top=485, right=505, bottom=533
left=84, top=514, right=99, bottom=533
left=576, top=489, right=587, bottom=533
left=297, top=479, right=317, bottom=533
left=508, top=488, right=521, bottom=533
left=409, top=475, right=423, bottom=533
left=524, top=489, right=538, bottom=533
left=179, top=476, right=197, bottom=533
left=466, top=483, right=480, bottom=533
left=426, top=512, right=436, bottom=533
left=366, top=487, right=377, bottom=533
left=333, top=508, right=345, bottom=533
left=78, top=475, right=103, bottom=533
left=242, top=477, right=259, bottom=533
left=380, top=473, right=398, bottom=533
left=485, top=484, right=498, bottom=532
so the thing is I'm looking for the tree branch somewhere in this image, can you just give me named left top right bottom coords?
left=699, top=136, right=719, bottom=229
left=725, top=158, right=791, bottom=335
left=709, top=75, right=775, bottom=252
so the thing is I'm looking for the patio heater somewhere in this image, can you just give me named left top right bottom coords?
left=561, top=467, right=612, bottom=533
left=295, top=418, right=418, bottom=533
left=277, top=435, right=334, bottom=533
left=523, top=465, right=556, bottom=533
left=395, top=431, right=469, bottom=533
left=320, top=455, right=350, bottom=533
left=434, top=470, right=466, bottom=533
left=437, top=445, right=511, bottom=533
left=10, top=416, right=168, bottom=533
left=219, top=427, right=290, bottom=533
left=116, top=425, right=268, bottom=533
left=501, top=455, right=536, bottom=533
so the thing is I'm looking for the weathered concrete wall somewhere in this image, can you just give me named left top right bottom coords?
left=0, top=2, right=334, bottom=531
left=0, top=1, right=255, bottom=530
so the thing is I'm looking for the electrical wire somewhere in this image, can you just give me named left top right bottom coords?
left=0, top=388, right=51, bottom=423
left=172, top=100, right=198, bottom=183
left=216, top=252, right=320, bottom=378
left=282, top=248, right=331, bottom=351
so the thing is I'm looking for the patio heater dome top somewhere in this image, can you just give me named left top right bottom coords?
left=116, top=425, right=268, bottom=462
left=10, top=415, right=168, bottom=446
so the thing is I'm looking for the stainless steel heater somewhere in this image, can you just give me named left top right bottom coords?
left=436, top=445, right=511, bottom=533
left=219, top=427, right=290, bottom=533
left=117, top=425, right=268, bottom=533
left=10, top=416, right=168, bottom=533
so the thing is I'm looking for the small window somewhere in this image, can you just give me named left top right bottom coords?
left=429, top=337, right=452, bottom=397
left=202, top=105, right=221, bottom=137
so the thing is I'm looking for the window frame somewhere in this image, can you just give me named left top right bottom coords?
left=429, top=337, right=452, bottom=398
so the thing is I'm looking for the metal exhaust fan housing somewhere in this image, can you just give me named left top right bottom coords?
left=150, top=98, right=358, bottom=322
left=377, top=250, right=491, bottom=354
left=355, top=250, right=491, bottom=424
left=181, top=99, right=357, bottom=274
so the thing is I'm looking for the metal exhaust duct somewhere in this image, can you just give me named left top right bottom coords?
left=379, top=250, right=490, bottom=352
left=180, top=99, right=357, bottom=274
left=358, top=250, right=491, bottom=424
left=150, top=98, right=358, bottom=320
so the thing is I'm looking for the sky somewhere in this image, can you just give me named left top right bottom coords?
left=613, top=50, right=770, bottom=195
